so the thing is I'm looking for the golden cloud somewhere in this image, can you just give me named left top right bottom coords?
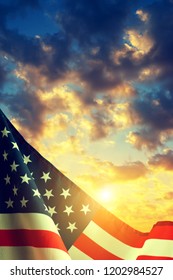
left=113, top=29, right=154, bottom=65
left=126, top=130, right=168, bottom=150
left=139, top=66, right=162, bottom=81
left=136, top=9, right=149, bottom=22
left=126, top=29, right=154, bottom=61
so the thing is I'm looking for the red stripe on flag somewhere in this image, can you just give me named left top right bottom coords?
left=0, top=229, right=67, bottom=251
left=137, top=256, right=173, bottom=260
left=147, top=222, right=173, bottom=240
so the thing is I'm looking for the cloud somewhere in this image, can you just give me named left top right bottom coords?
left=57, top=0, right=133, bottom=47
left=55, top=0, right=140, bottom=91
left=1, top=0, right=173, bottom=152
left=0, top=1, right=70, bottom=84
left=0, top=1, right=144, bottom=117
left=113, top=161, right=149, bottom=181
left=164, top=192, right=173, bottom=200
left=129, top=87, right=173, bottom=150
left=125, top=29, right=154, bottom=61
left=139, top=65, right=162, bottom=81
left=79, top=155, right=149, bottom=183
left=0, top=62, right=7, bottom=88
left=1, top=86, right=47, bottom=135
left=136, top=9, right=149, bottom=22
left=148, top=149, right=173, bottom=170
left=89, top=99, right=134, bottom=140
left=145, top=0, right=173, bottom=68
left=126, top=129, right=168, bottom=150
left=120, top=1, right=173, bottom=151
left=0, top=0, right=133, bottom=93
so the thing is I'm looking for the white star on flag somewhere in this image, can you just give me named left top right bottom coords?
left=60, top=188, right=71, bottom=199
left=20, top=196, right=29, bottom=207
left=63, top=205, right=74, bottom=216
left=80, top=204, right=91, bottom=215
left=1, top=127, right=10, bottom=137
left=32, top=189, right=41, bottom=198
left=4, top=174, right=10, bottom=185
left=20, top=173, right=31, bottom=184
left=3, top=150, right=8, bottom=161
left=41, top=172, right=51, bottom=183
left=44, top=189, right=54, bottom=200
left=11, top=141, right=19, bottom=150
left=67, top=222, right=77, bottom=233
left=12, top=185, right=18, bottom=196
left=48, top=206, right=57, bottom=216
left=10, top=161, right=19, bottom=172
left=5, top=198, right=14, bottom=208
left=23, top=154, right=32, bottom=164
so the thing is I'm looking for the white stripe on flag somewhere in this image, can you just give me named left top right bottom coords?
left=0, top=213, right=60, bottom=232
left=69, top=246, right=92, bottom=260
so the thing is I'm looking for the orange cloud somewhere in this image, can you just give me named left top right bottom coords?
left=148, top=149, right=173, bottom=170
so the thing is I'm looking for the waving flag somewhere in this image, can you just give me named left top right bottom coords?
left=0, top=109, right=70, bottom=260
left=0, top=109, right=173, bottom=260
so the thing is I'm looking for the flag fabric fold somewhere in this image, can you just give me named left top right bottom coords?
left=69, top=207, right=173, bottom=260
left=0, top=108, right=173, bottom=260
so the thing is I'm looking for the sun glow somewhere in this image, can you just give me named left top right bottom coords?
left=98, top=188, right=113, bottom=203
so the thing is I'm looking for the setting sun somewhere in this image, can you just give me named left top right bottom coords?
left=98, top=187, right=113, bottom=203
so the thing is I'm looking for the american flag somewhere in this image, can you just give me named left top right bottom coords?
left=0, top=109, right=70, bottom=260
left=1, top=109, right=173, bottom=260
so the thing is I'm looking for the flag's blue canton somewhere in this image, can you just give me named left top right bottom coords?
left=0, top=110, right=99, bottom=249
left=0, top=126, right=47, bottom=215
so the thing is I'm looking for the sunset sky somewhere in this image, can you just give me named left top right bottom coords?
left=1, top=0, right=173, bottom=232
